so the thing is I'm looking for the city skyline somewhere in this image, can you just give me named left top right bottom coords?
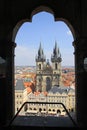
left=15, top=11, right=74, bottom=67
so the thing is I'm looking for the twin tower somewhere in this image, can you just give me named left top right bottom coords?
left=35, top=42, right=62, bottom=92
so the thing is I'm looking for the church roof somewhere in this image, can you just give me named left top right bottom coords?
left=48, top=86, right=74, bottom=94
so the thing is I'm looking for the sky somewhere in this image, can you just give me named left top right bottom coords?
left=15, top=11, right=74, bottom=67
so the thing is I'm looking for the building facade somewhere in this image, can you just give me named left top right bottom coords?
left=15, top=79, right=27, bottom=114
left=15, top=81, right=75, bottom=115
left=26, top=86, right=75, bottom=116
left=35, top=42, right=62, bottom=92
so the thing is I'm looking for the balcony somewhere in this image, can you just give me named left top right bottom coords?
left=7, top=102, right=78, bottom=129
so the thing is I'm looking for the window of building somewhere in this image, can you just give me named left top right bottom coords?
left=55, top=63, right=57, bottom=70
left=39, top=64, right=41, bottom=70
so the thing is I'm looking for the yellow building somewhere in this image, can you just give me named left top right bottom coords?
left=25, top=86, right=75, bottom=116
left=15, top=79, right=27, bottom=115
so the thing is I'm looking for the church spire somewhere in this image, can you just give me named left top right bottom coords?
left=53, top=41, right=59, bottom=57
left=36, top=42, right=46, bottom=62
left=51, top=41, right=62, bottom=62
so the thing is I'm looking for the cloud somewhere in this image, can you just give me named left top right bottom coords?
left=67, top=30, right=72, bottom=36
left=15, top=45, right=36, bottom=66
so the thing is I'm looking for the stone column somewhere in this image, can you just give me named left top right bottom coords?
left=5, top=41, right=16, bottom=125
left=0, top=40, right=16, bottom=126
left=73, top=37, right=87, bottom=127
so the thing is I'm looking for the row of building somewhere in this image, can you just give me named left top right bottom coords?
left=15, top=79, right=75, bottom=115
left=15, top=42, right=75, bottom=116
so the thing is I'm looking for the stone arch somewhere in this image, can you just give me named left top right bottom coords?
left=12, top=5, right=76, bottom=44
left=12, top=5, right=76, bottom=116
left=31, top=6, right=54, bottom=20
left=12, top=6, right=54, bottom=42
left=31, top=5, right=76, bottom=40
left=0, top=1, right=87, bottom=127
left=12, top=19, right=30, bottom=42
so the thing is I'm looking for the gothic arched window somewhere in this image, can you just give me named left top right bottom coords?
left=55, top=63, right=57, bottom=70
left=39, top=64, right=41, bottom=70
